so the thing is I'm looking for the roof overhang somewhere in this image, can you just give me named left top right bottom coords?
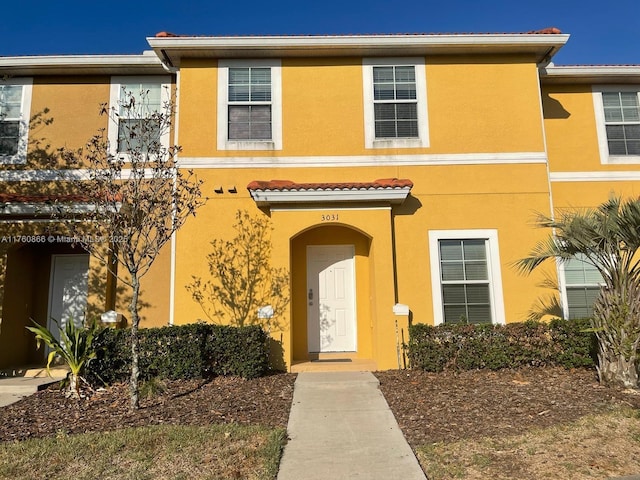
left=540, top=64, right=640, bottom=84
left=247, top=179, right=413, bottom=207
left=147, top=33, right=569, bottom=68
left=0, top=52, right=167, bottom=76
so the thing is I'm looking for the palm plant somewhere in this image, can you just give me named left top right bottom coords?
left=516, top=196, right=640, bottom=389
left=26, top=318, right=99, bottom=398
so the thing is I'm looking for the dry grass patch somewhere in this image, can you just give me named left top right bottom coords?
left=417, top=406, right=640, bottom=480
left=0, top=424, right=286, bottom=480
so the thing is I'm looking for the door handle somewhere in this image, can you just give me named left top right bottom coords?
left=308, top=288, right=313, bottom=306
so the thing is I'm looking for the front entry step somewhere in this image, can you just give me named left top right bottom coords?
left=291, top=353, right=377, bottom=373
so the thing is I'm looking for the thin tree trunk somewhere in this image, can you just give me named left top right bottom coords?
left=129, top=275, right=141, bottom=410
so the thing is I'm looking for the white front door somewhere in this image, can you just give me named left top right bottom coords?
left=307, top=245, right=356, bottom=352
left=47, top=254, right=90, bottom=341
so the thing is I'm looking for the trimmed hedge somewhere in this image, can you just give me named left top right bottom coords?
left=87, top=323, right=269, bottom=385
left=407, top=318, right=596, bottom=372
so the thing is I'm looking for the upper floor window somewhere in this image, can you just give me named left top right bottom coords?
left=217, top=59, right=282, bottom=151
left=108, top=76, right=171, bottom=159
left=429, top=229, right=505, bottom=325
left=363, top=58, right=429, bottom=149
left=562, top=255, right=603, bottom=319
left=0, top=79, right=32, bottom=165
left=593, top=87, right=640, bottom=164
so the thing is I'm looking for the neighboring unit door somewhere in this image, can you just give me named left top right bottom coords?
left=307, top=245, right=356, bottom=352
left=47, top=254, right=90, bottom=342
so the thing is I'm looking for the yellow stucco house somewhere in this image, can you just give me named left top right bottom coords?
left=1, top=28, right=639, bottom=372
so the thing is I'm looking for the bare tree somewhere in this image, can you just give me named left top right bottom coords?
left=57, top=86, right=203, bottom=408
left=187, top=210, right=289, bottom=331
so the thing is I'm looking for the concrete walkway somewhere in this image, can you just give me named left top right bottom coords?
left=277, top=371, right=426, bottom=480
left=0, top=368, right=67, bottom=407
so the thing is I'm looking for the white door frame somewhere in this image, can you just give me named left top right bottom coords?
left=306, top=244, right=357, bottom=353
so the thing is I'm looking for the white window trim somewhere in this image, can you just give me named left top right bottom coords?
left=108, top=75, right=171, bottom=160
left=217, top=59, right=282, bottom=151
left=592, top=85, right=640, bottom=165
left=363, top=57, right=429, bottom=149
left=428, top=229, right=505, bottom=325
left=0, top=78, right=33, bottom=165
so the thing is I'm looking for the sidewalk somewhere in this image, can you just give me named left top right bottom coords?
left=0, top=368, right=67, bottom=407
left=277, top=371, right=427, bottom=480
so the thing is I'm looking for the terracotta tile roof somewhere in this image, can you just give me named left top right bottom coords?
left=247, top=178, right=413, bottom=192
left=155, top=28, right=561, bottom=38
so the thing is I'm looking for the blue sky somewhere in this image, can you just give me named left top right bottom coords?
left=2, top=0, right=638, bottom=65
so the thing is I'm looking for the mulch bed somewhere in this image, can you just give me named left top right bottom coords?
left=375, top=367, right=640, bottom=448
left=0, top=373, right=296, bottom=442
left=2, top=367, right=639, bottom=449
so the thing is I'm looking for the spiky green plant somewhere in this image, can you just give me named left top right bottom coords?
left=516, top=196, right=640, bottom=389
left=26, top=318, right=99, bottom=398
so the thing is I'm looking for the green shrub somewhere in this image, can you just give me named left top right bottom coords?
left=87, top=323, right=269, bottom=385
left=407, top=318, right=596, bottom=372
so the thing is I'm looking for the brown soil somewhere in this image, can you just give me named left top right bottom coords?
left=375, top=367, right=640, bottom=448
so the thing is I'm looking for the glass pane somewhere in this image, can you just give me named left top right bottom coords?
left=463, top=240, right=486, bottom=260
left=608, top=140, right=627, bottom=155
left=229, top=85, right=250, bottom=102
left=394, top=66, right=415, bottom=83
left=440, top=240, right=463, bottom=261
left=373, top=67, right=394, bottom=83
left=396, top=103, right=417, bottom=120
left=441, top=262, right=464, bottom=281
left=606, top=125, right=625, bottom=140
left=622, top=107, right=640, bottom=122
left=467, top=305, right=492, bottom=324
left=620, top=92, right=638, bottom=107
left=117, top=119, right=160, bottom=152
left=465, top=262, right=488, bottom=280
left=374, top=103, right=396, bottom=120
left=625, top=124, right=640, bottom=139
left=395, top=83, right=416, bottom=100
left=251, top=68, right=271, bottom=84
left=229, top=68, right=250, bottom=84
left=466, top=284, right=490, bottom=304
left=604, top=107, right=623, bottom=122
left=229, top=106, right=249, bottom=122
left=443, top=305, right=467, bottom=324
left=229, top=122, right=250, bottom=140
left=375, top=121, right=396, bottom=138
left=250, top=105, right=271, bottom=121
left=442, top=284, right=466, bottom=304
left=251, top=123, right=272, bottom=140
left=374, top=83, right=396, bottom=101
left=628, top=140, right=640, bottom=155
left=250, top=84, right=271, bottom=102
left=396, top=120, right=418, bottom=137
left=602, top=92, right=621, bottom=107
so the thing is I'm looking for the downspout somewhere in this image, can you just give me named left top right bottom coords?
left=168, top=69, right=180, bottom=326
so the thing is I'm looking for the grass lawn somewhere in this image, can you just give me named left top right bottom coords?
left=0, top=424, right=286, bottom=480
left=417, top=406, right=640, bottom=480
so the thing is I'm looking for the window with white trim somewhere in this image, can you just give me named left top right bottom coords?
left=217, top=59, right=282, bottom=150
left=108, top=76, right=171, bottom=157
left=593, top=87, right=640, bottom=163
left=363, top=58, right=428, bottom=149
left=429, top=230, right=505, bottom=325
left=0, top=79, right=32, bottom=164
left=563, top=255, right=603, bottom=319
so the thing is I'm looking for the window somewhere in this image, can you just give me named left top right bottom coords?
left=562, top=255, right=603, bottom=319
left=0, top=79, right=32, bottom=164
left=108, top=76, right=170, bottom=157
left=593, top=87, right=640, bottom=163
left=429, top=230, right=505, bottom=325
left=217, top=59, right=282, bottom=150
left=363, top=58, right=428, bottom=149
